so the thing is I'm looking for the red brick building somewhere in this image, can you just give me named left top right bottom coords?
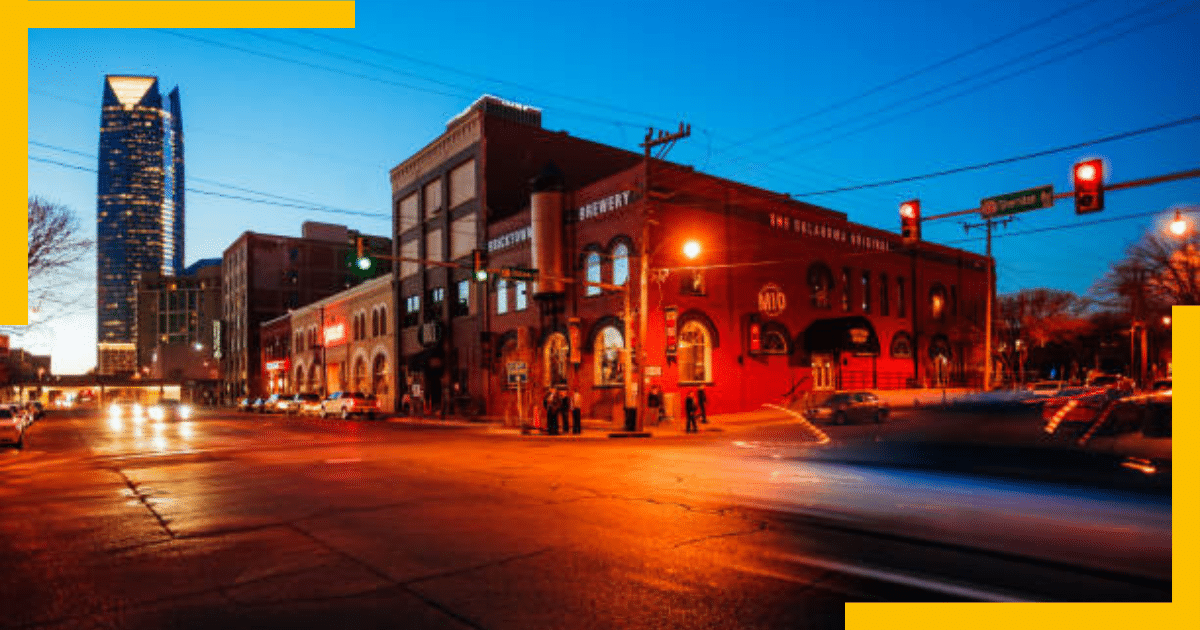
left=390, top=96, right=990, bottom=424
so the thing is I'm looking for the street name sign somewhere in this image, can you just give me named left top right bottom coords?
left=980, top=185, right=1054, bottom=218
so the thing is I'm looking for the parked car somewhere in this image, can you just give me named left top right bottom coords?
left=257, top=394, right=284, bottom=413
left=1027, top=381, right=1066, bottom=396
left=291, top=393, right=323, bottom=416
left=804, top=391, right=888, bottom=425
left=319, top=391, right=380, bottom=420
left=148, top=400, right=192, bottom=421
left=1, top=407, right=26, bottom=448
left=1151, top=378, right=1172, bottom=393
left=1087, top=374, right=1134, bottom=396
left=236, top=397, right=255, bottom=412
left=25, top=401, right=45, bottom=421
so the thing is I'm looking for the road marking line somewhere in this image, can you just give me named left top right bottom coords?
left=777, top=553, right=1030, bottom=602
left=324, top=458, right=362, bottom=464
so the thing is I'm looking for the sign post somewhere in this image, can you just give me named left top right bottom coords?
left=980, top=185, right=1055, bottom=218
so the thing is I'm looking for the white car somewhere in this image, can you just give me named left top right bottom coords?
left=319, top=392, right=379, bottom=420
left=1, top=407, right=27, bottom=448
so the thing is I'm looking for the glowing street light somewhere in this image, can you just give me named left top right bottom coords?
left=1169, top=210, right=1188, bottom=236
left=1162, top=315, right=1172, bottom=327
left=683, top=240, right=701, bottom=259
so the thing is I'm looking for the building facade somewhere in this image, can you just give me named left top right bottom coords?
left=386, top=97, right=992, bottom=424
left=275, top=274, right=395, bottom=411
left=389, top=95, right=642, bottom=412
left=97, top=75, right=185, bottom=375
left=135, top=259, right=221, bottom=384
left=220, top=222, right=390, bottom=401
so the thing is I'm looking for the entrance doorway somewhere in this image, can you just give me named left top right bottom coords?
left=812, top=354, right=835, bottom=391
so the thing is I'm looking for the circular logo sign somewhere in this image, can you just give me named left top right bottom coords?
left=757, top=283, right=786, bottom=317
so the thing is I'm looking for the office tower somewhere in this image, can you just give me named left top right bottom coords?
left=96, top=75, right=184, bottom=375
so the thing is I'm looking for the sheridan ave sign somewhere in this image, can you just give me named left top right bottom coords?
left=980, top=184, right=1055, bottom=218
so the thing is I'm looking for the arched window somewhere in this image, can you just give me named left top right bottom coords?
left=373, top=354, right=388, bottom=395
left=308, top=364, right=320, bottom=393
left=929, top=284, right=947, bottom=321
left=354, top=357, right=367, bottom=392
left=497, top=279, right=509, bottom=314
left=544, top=332, right=570, bottom=387
left=762, top=330, right=788, bottom=355
left=379, top=307, right=387, bottom=335
left=678, top=320, right=712, bottom=384
left=593, top=325, right=624, bottom=386
left=372, top=310, right=379, bottom=337
left=611, top=243, right=629, bottom=286
left=295, top=366, right=304, bottom=393
left=807, top=263, right=833, bottom=309
left=585, top=251, right=601, bottom=296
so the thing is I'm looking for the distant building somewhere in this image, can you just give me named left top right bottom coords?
left=96, top=75, right=185, bottom=375
left=220, top=222, right=391, bottom=400
left=135, top=259, right=221, bottom=383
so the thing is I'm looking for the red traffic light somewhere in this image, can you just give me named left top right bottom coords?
left=1073, top=159, right=1104, bottom=214
left=900, top=199, right=921, bottom=243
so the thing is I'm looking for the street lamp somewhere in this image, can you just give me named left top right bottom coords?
left=683, top=240, right=701, bottom=260
left=1169, top=210, right=1188, bottom=236
left=1162, top=315, right=1172, bottom=327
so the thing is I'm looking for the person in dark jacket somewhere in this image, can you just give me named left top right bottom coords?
left=543, top=389, right=557, bottom=435
left=558, top=390, right=571, bottom=436
left=684, top=391, right=698, bottom=433
left=697, top=384, right=708, bottom=424
left=571, top=391, right=583, bottom=434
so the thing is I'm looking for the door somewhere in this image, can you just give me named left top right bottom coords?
left=812, top=354, right=834, bottom=391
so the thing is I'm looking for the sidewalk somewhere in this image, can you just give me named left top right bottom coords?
left=381, top=406, right=800, bottom=438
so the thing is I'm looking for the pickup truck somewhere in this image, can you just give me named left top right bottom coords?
left=319, top=391, right=380, bottom=420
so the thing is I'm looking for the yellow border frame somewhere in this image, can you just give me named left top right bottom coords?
left=10, top=3, right=1195, bottom=629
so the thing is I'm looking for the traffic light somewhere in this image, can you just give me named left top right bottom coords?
left=349, top=237, right=376, bottom=278
left=472, top=249, right=488, bottom=282
left=1073, top=159, right=1104, bottom=214
left=748, top=319, right=762, bottom=355
left=900, top=199, right=921, bottom=244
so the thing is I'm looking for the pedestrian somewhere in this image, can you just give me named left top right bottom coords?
left=684, top=391, right=698, bottom=433
left=571, top=390, right=583, bottom=434
left=647, top=385, right=663, bottom=425
left=558, top=389, right=571, bottom=436
left=543, top=389, right=558, bottom=435
left=697, top=384, right=708, bottom=424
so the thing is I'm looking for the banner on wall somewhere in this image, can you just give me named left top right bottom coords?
left=568, top=318, right=581, bottom=364
left=664, top=307, right=678, bottom=357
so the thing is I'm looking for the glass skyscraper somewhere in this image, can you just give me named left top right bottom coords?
left=96, top=75, right=184, bottom=375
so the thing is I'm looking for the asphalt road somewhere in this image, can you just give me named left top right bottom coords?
left=0, top=406, right=1170, bottom=629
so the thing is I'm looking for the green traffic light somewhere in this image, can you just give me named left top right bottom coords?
left=356, top=257, right=373, bottom=271
left=474, top=269, right=488, bottom=282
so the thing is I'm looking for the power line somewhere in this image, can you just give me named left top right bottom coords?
left=30, top=140, right=383, bottom=216
left=717, top=0, right=1096, bottom=154
left=28, top=155, right=390, bottom=220
left=942, top=208, right=1175, bottom=244
left=717, top=0, right=1191, bottom=180
left=788, top=114, right=1200, bottom=197
left=771, top=0, right=1198, bottom=162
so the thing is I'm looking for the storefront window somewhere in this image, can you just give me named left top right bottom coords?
left=678, top=320, right=712, bottom=384
left=612, top=243, right=629, bottom=286
left=373, top=355, right=388, bottom=395
left=807, top=263, right=832, bottom=309
left=594, top=326, right=624, bottom=386
left=354, top=357, right=367, bottom=391
left=930, top=284, right=947, bottom=321
left=586, top=251, right=601, bottom=296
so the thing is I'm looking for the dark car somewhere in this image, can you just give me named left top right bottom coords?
left=1151, top=379, right=1171, bottom=393
left=148, top=399, right=193, bottom=422
left=1077, top=393, right=1171, bottom=474
left=804, top=391, right=888, bottom=425
left=236, top=397, right=255, bottom=412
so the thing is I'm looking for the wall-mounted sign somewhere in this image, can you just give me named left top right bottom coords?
left=664, top=307, right=679, bottom=357
left=849, top=328, right=870, bottom=345
left=418, top=321, right=442, bottom=347
left=265, top=359, right=290, bottom=372
left=767, top=213, right=892, bottom=252
left=212, top=320, right=223, bottom=359
left=757, top=283, right=786, bottom=317
left=577, top=190, right=634, bottom=222
left=644, top=366, right=662, bottom=377
left=323, top=323, right=346, bottom=346
left=487, top=226, right=532, bottom=253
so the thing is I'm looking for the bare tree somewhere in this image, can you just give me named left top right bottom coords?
left=28, top=196, right=93, bottom=282
left=1093, top=229, right=1200, bottom=311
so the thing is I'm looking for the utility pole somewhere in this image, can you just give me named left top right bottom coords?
left=962, top=216, right=1012, bottom=390
left=634, top=123, right=690, bottom=432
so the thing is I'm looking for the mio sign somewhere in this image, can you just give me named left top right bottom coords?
left=758, top=283, right=786, bottom=317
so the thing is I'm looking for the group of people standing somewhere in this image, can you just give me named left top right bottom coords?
left=541, top=388, right=582, bottom=435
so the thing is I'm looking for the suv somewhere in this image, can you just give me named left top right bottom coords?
left=319, top=392, right=379, bottom=420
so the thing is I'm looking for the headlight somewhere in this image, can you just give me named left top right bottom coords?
left=179, top=405, right=192, bottom=419
left=133, top=403, right=143, bottom=415
left=109, top=403, right=121, bottom=416
left=149, top=406, right=164, bottom=421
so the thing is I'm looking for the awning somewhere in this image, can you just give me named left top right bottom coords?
left=802, top=316, right=880, bottom=355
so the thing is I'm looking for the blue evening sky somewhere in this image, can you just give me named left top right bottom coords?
left=25, top=0, right=1200, bottom=373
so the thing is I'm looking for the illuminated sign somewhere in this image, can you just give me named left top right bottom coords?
left=578, top=190, right=634, bottom=222
left=757, top=283, right=786, bottom=317
left=664, top=307, right=678, bottom=356
left=849, top=328, right=870, bottom=345
left=265, top=359, right=289, bottom=372
left=323, top=323, right=346, bottom=346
